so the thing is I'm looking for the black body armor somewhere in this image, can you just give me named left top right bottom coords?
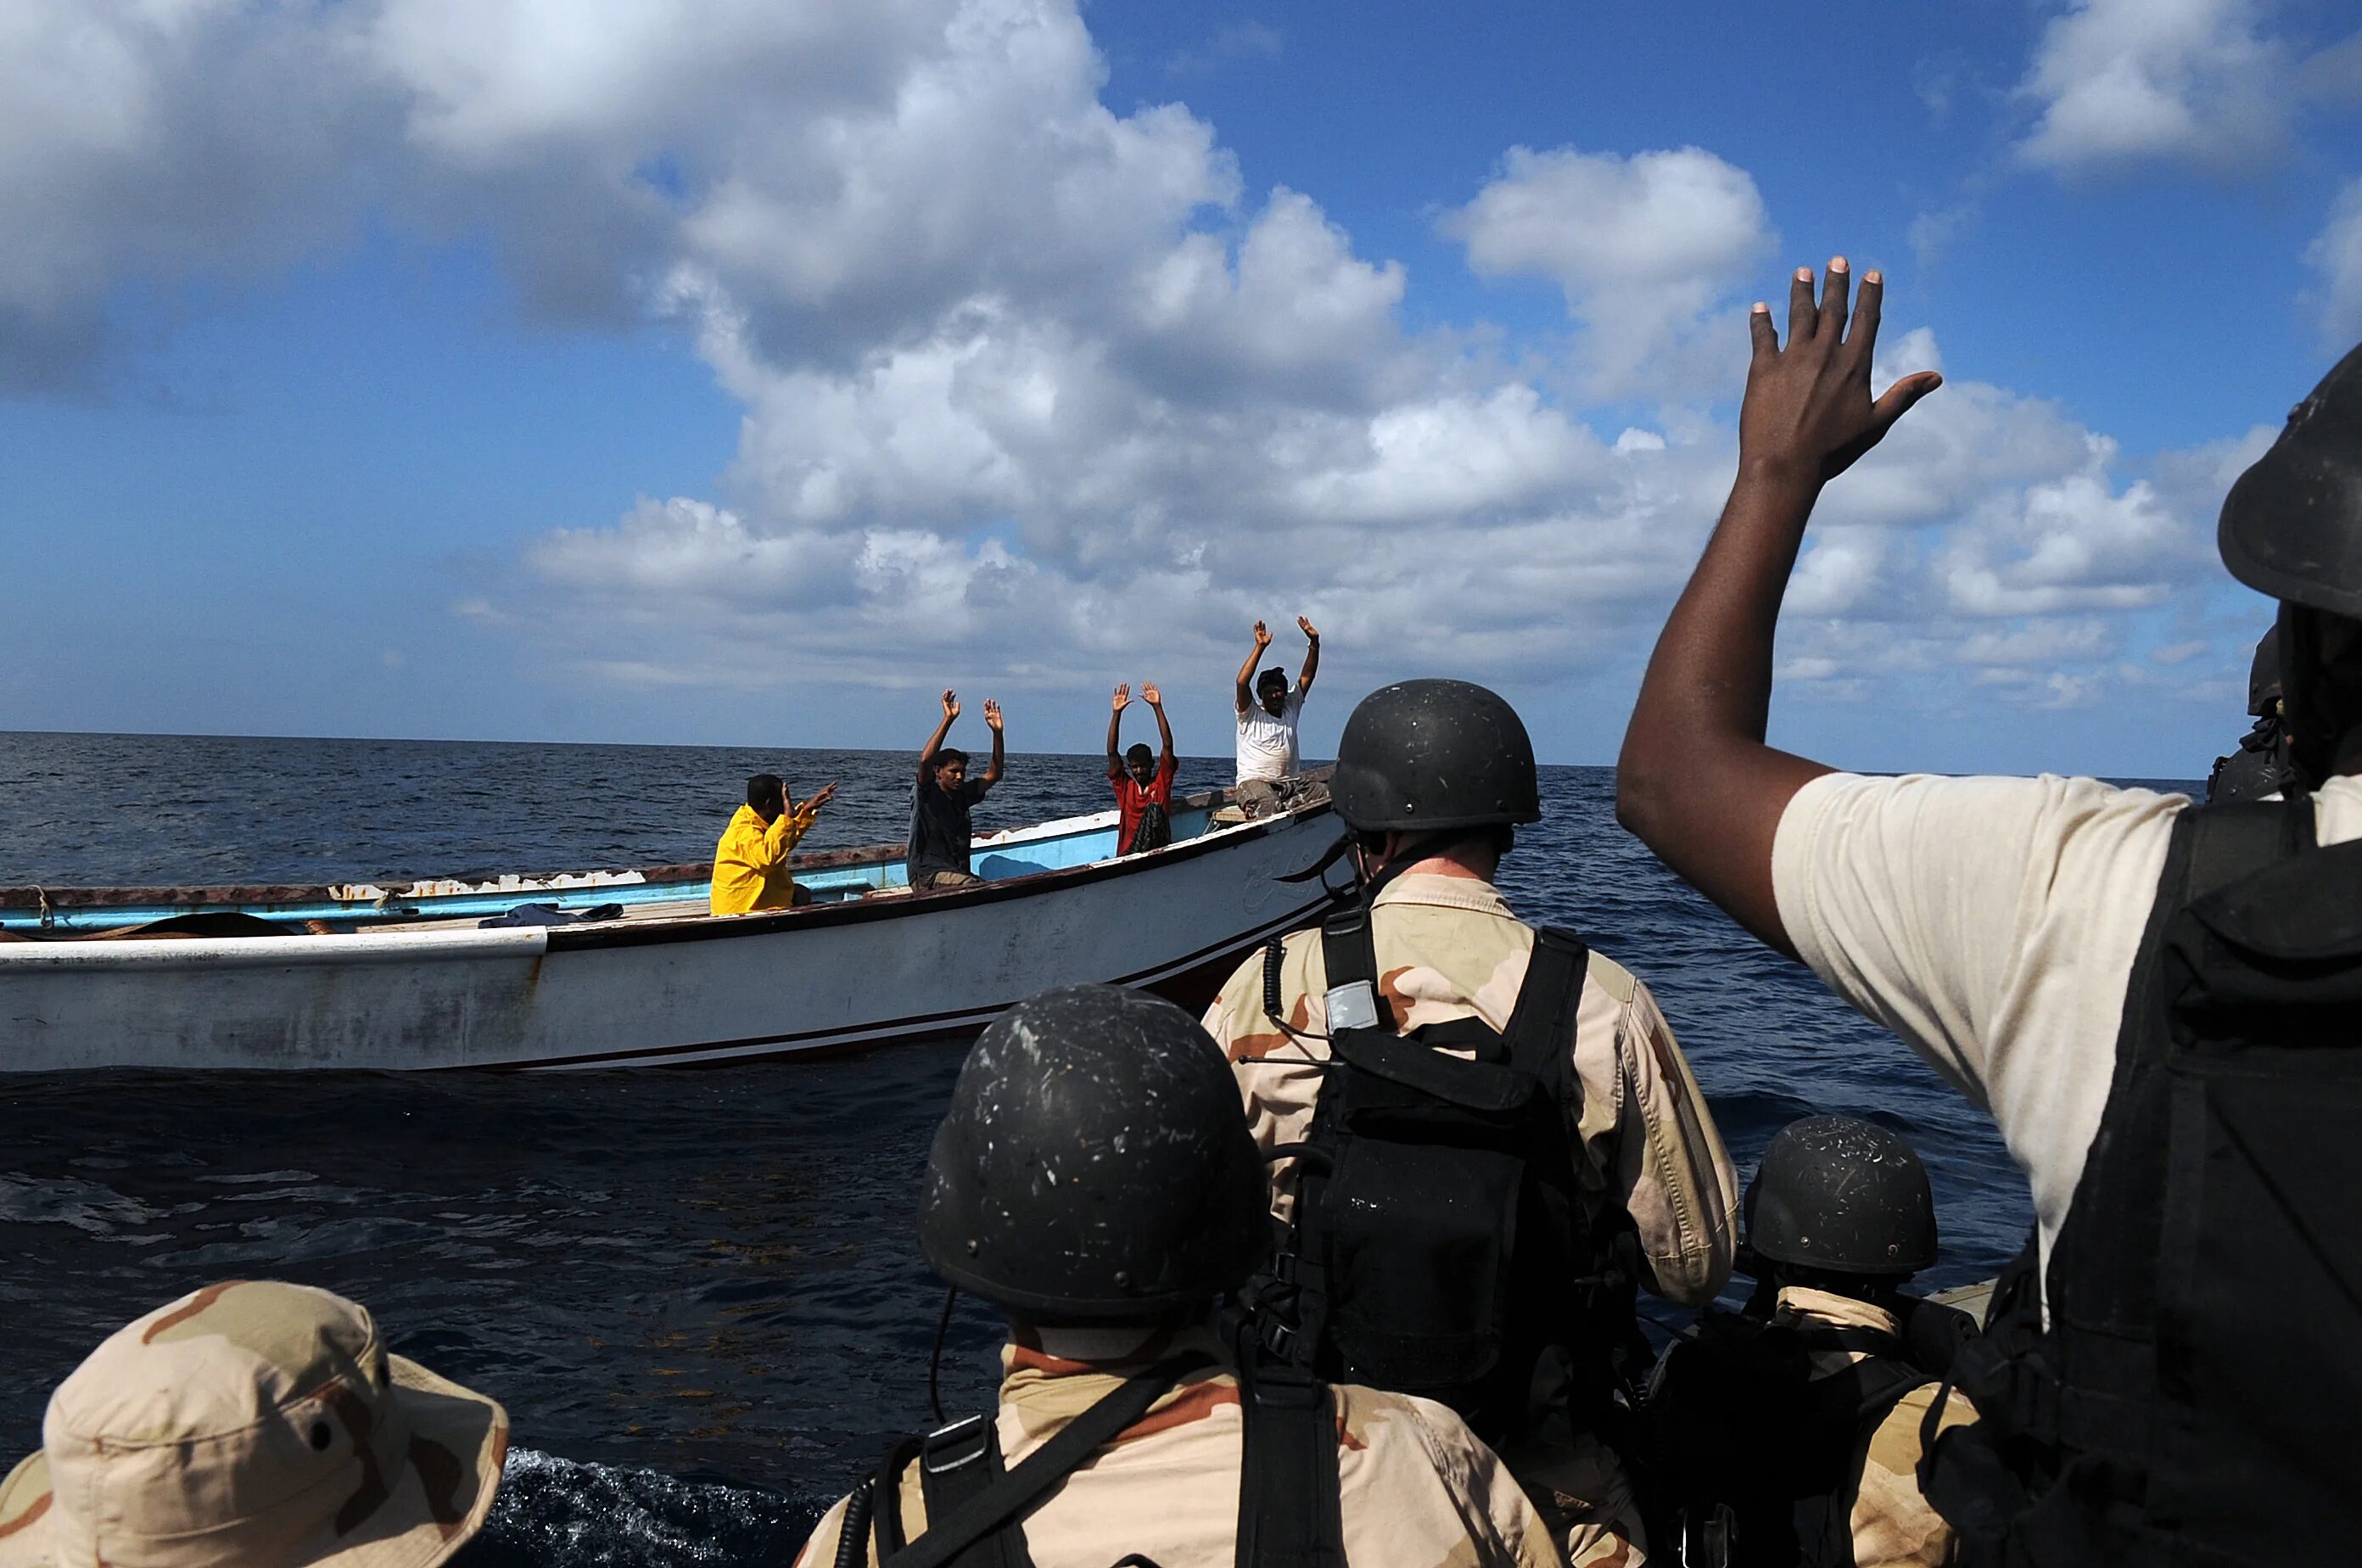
left=1240, top=909, right=1644, bottom=1444
left=1923, top=795, right=2362, bottom=1565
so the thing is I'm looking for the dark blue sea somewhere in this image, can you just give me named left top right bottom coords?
left=0, top=732, right=2094, bottom=1565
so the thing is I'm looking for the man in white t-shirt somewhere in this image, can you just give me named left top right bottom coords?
left=1234, top=615, right=1318, bottom=815
left=1615, top=256, right=2362, bottom=1565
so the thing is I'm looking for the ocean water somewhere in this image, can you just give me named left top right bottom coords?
left=0, top=731, right=2096, bottom=1565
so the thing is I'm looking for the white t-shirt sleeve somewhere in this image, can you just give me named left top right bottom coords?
left=1769, top=771, right=2188, bottom=1243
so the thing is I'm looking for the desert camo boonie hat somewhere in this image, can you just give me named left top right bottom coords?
left=0, top=1280, right=507, bottom=1568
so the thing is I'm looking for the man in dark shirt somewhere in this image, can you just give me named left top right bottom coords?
left=1106, top=680, right=1177, bottom=854
left=909, top=688, right=1005, bottom=889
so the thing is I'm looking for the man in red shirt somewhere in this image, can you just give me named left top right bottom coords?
left=1106, top=681, right=1177, bottom=854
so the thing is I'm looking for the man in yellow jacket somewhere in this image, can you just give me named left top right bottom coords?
left=711, top=772, right=838, bottom=914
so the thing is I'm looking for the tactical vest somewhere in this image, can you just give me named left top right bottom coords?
left=852, top=1355, right=1346, bottom=1568
left=1923, top=795, right=2362, bottom=1566
left=1648, top=1296, right=1975, bottom=1568
left=1239, top=908, right=1643, bottom=1443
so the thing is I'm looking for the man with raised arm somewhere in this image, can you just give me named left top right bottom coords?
left=710, top=772, right=839, bottom=914
left=1233, top=615, right=1319, bottom=817
left=909, top=688, right=1004, bottom=890
left=1616, top=255, right=2362, bottom=1565
left=1107, top=681, right=1177, bottom=855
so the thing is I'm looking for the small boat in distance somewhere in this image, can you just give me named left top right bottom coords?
left=0, top=781, right=1343, bottom=1072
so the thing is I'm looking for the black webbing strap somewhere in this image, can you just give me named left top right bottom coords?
left=1235, top=1363, right=1346, bottom=1568
left=1318, top=908, right=1394, bottom=1033
left=881, top=1358, right=1208, bottom=1568
left=1502, top=926, right=1588, bottom=1081
left=1319, top=909, right=1380, bottom=988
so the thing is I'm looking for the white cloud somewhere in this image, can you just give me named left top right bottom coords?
left=1442, top=145, right=1772, bottom=400
left=2306, top=177, right=2362, bottom=343
left=0, top=0, right=2275, bottom=742
left=2015, top=0, right=2291, bottom=175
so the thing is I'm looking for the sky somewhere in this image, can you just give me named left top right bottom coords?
left=3, top=0, right=2360, bottom=776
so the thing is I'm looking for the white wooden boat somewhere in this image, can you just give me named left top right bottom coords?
left=0, top=785, right=1343, bottom=1071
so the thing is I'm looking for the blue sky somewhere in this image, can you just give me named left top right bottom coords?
left=3, top=0, right=2359, bottom=776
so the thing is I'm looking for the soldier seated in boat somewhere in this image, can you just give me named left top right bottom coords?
left=1107, top=681, right=1177, bottom=855
left=712, top=772, right=839, bottom=915
left=796, top=984, right=1560, bottom=1568
left=1615, top=258, right=2362, bottom=1561
left=1234, top=615, right=1319, bottom=818
left=1647, top=1117, right=1979, bottom=1568
left=0, top=1280, right=507, bottom=1568
left=1201, top=678, right=1738, bottom=1567
left=909, top=689, right=1004, bottom=890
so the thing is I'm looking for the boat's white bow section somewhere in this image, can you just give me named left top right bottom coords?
left=0, top=808, right=1341, bottom=1071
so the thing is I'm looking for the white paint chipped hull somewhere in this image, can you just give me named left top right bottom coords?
left=0, top=806, right=1341, bottom=1072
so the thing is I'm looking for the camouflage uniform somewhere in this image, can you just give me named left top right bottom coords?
left=1202, top=872, right=1741, bottom=1566
left=797, top=1326, right=1559, bottom=1568
left=1772, top=1286, right=1978, bottom=1568
left=0, top=1279, right=507, bottom=1568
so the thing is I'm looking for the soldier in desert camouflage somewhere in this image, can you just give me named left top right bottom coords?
left=798, top=984, right=1561, bottom=1568
left=1645, top=1117, right=1979, bottom=1568
left=1202, top=680, right=1738, bottom=1567
left=0, top=1279, right=507, bottom=1568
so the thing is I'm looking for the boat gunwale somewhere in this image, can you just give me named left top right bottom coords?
left=546, top=794, right=1335, bottom=953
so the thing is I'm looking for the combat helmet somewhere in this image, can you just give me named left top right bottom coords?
left=1744, top=1116, right=1938, bottom=1277
left=918, top=984, right=1267, bottom=1322
left=2219, top=340, right=2362, bottom=621
left=1330, top=679, right=1542, bottom=833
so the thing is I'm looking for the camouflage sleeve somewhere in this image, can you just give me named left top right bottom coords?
left=1384, top=1393, right=1565, bottom=1568
left=1604, top=969, right=1738, bottom=1307
left=1848, top=1383, right=1977, bottom=1568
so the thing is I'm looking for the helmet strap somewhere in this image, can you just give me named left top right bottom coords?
left=927, top=1285, right=959, bottom=1424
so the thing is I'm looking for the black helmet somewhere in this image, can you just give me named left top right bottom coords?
left=1330, top=680, right=1542, bottom=833
left=2219, top=341, right=2362, bottom=620
left=918, top=984, right=1267, bottom=1323
left=1744, top=1116, right=1937, bottom=1277
left=2248, top=627, right=2284, bottom=717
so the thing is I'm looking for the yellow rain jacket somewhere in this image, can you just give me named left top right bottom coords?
left=710, top=800, right=820, bottom=915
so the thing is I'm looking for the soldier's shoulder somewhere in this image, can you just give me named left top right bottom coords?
left=1581, top=947, right=1640, bottom=1005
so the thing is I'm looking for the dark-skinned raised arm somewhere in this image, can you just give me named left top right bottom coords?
left=1615, top=259, right=1941, bottom=958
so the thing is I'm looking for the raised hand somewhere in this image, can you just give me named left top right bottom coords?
left=942, top=689, right=960, bottom=721
left=1742, top=258, right=1941, bottom=485
left=1142, top=682, right=1161, bottom=707
left=1112, top=683, right=1130, bottom=712
left=1297, top=616, right=1318, bottom=641
left=982, top=698, right=1004, bottom=731
left=809, top=782, right=839, bottom=810
left=1252, top=619, right=1272, bottom=651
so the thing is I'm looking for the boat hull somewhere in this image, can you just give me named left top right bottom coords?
left=0, top=806, right=1342, bottom=1071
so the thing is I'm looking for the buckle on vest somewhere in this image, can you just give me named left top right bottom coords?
left=920, top=1413, right=991, bottom=1475
left=1260, top=1317, right=1297, bottom=1361
left=1677, top=1502, right=1735, bottom=1568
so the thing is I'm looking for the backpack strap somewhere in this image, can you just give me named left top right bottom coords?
left=882, top=1358, right=1207, bottom=1568
left=1503, top=926, right=1589, bottom=1082
left=913, top=1415, right=1034, bottom=1568
left=1235, top=1362, right=1346, bottom=1568
left=1318, top=909, right=1393, bottom=1036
